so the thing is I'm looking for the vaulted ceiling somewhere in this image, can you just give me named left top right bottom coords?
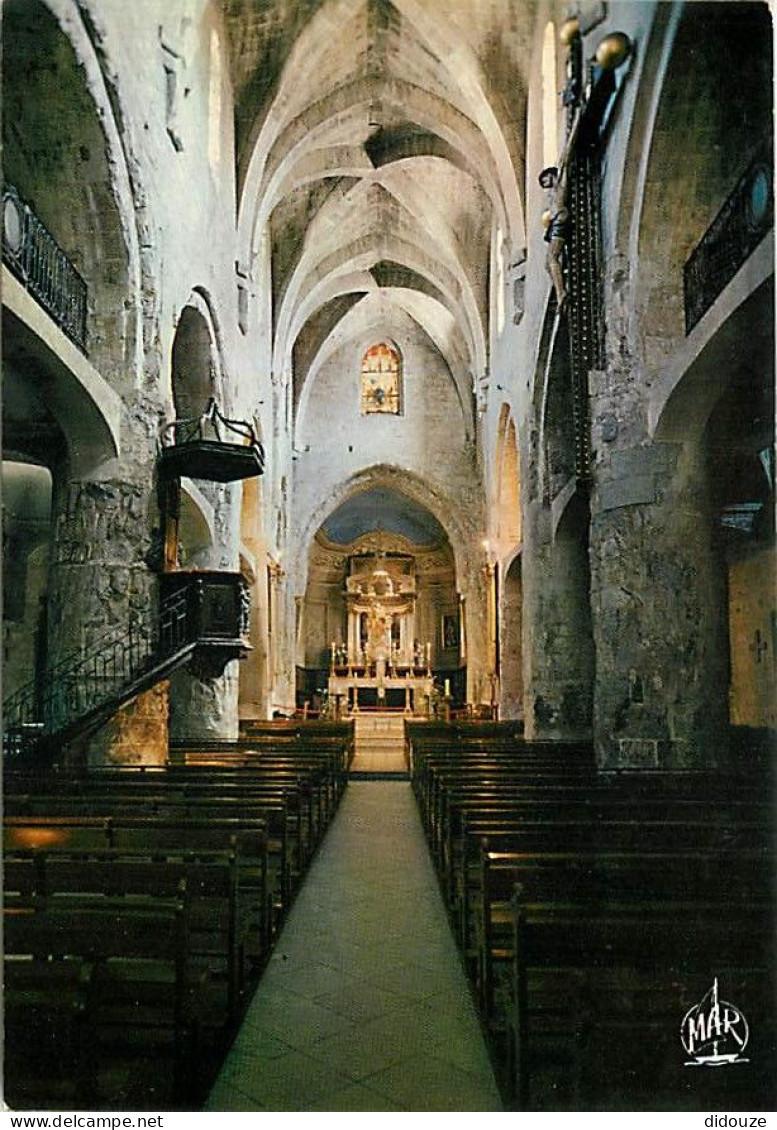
left=225, top=0, right=536, bottom=423
left=322, top=484, right=447, bottom=545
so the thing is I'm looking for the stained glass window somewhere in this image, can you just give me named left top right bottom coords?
left=360, top=343, right=402, bottom=415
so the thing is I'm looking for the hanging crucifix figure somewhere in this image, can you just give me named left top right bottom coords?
left=539, top=164, right=571, bottom=309
left=538, top=34, right=585, bottom=312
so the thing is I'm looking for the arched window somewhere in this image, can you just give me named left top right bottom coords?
left=542, top=21, right=558, bottom=170
left=360, top=343, right=402, bottom=415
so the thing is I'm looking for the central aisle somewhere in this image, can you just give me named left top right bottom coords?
left=205, top=781, right=504, bottom=1111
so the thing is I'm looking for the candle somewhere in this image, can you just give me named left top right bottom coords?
left=426, top=641, right=431, bottom=662
left=331, top=641, right=336, bottom=665
left=444, top=678, right=451, bottom=697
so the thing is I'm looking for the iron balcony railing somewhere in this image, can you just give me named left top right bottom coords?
left=684, top=141, right=774, bottom=334
left=2, top=183, right=88, bottom=352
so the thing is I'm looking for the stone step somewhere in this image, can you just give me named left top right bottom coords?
left=352, top=713, right=406, bottom=775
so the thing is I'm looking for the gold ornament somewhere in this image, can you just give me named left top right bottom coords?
left=595, top=31, right=632, bottom=70
left=541, top=209, right=552, bottom=229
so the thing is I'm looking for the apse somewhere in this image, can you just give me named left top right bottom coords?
left=297, top=485, right=464, bottom=713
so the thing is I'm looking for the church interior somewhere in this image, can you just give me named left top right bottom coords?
left=2, top=0, right=775, bottom=1114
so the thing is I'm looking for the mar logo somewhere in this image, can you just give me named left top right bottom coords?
left=681, top=978, right=749, bottom=1066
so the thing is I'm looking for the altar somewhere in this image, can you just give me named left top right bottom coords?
left=328, top=664, right=433, bottom=715
left=327, top=552, right=434, bottom=715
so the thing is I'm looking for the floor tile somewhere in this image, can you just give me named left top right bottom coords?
left=366, top=1052, right=503, bottom=1112
left=302, top=1081, right=408, bottom=1112
left=204, top=778, right=503, bottom=1112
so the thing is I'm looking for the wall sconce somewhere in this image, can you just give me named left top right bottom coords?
left=595, top=31, right=632, bottom=70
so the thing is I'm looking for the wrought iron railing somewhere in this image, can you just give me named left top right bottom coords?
left=684, top=142, right=774, bottom=333
left=2, top=183, right=88, bottom=352
left=157, top=398, right=264, bottom=483
left=159, top=398, right=259, bottom=449
left=2, top=586, right=193, bottom=761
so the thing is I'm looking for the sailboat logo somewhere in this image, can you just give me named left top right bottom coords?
left=681, top=979, right=749, bottom=1066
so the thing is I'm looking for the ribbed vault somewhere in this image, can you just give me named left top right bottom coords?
left=229, top=0, right=533, bottom=432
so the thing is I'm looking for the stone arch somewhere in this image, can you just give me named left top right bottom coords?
left=500, top=551, right=523, bottom=721
left=653, top=276, right=774, bottom=446
left=170, top=291, right=225, bottom=422
left=537, top=310, right=575, bottom=506
left=524, top=300, right=594, bottom=740
left=495, top=404, right=521, bottom=552
left=255, top=84, right=505, bottom=243
left=237, top=8, right=525, bottom=261
left=273, top=217, right=486, bottom=384
left=653, top=272, right=775, bottom=737
left=293, top=287, right=470, bottom=424
left=283, top=238, right=481, bottom=394
left=390, top=0, right=526, bottom=248
left=290, top=463, right=477, bottom=601
left=546, top=490, right=595, bottom=737
left=633, top=1, right=773, bottom=374
left=2, top=460, right=54, bottom=701
left=294, top=294, right=473, bottom=450
left=2, top=0, right=143, bottom=389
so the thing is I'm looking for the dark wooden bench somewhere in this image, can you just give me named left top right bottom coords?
left=4, top=894, right=202, bottom=1109
left=477, top=847, right=775, bottom=1021
left=507, top=889, right=776, bottom=1110
left=4, top=847, right=255, bottom=1020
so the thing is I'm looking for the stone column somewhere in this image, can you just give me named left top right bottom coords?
left=460, top=555, right=490, bottom=707
left=521, top=496, right=595, bottom=740
left=47, top=476, right=165, bottom=765
left=168, top=480, right=242, bottom=742
left=238, top=575, right=267, bottom=721
left=589, top=440, right=729, bottom=767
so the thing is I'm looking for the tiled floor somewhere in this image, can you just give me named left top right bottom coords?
left=204, top=781, right=504, bottom=1112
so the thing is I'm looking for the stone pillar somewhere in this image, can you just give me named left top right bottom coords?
left=49, top=479, right=156, bottom=657
left=168, top=480, right=242, bottom=742
left=272, top=564, right=297, bottom=713
left=482, top=562, right=498, bottom=705
left=522, top=496, right=595, bottom=740
left=168, top=658, right=239, bottom=742
left=238, top=572, right=269, bottom=720
left=499, top=557, right=524, bottom=721
left=87, top=684, right=169, bottom=767
left=589, top=441, right=729, bottom=767
left=461, top=557, right=490, bottom=706
left=47, top=477, right=163, bottom=765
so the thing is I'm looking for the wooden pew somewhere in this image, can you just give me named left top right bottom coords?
left=5, top=793, right=292, bottom=924
left=2, top=741, right=350, bottom=1112
left=477, top=847, right=774, bottom=1022
left=448, top=802, right=775, bottom=942
left=406, top=725, right=774, bottom=1111
left=5, top=848, right=252, bottom=1020
left=508, top=888, right=776, bottom=1110
left=4, top=895, right=202, bottom=1110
